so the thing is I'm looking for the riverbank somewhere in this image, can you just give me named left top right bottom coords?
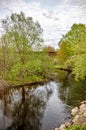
left=0, top=77, right=54, bottom=91
left=55, top=101, right=86, bottom=130
left=0, top=70, right=57, bottom=90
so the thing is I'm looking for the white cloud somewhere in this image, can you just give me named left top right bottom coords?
left=0, top=0, right=86, bottom=48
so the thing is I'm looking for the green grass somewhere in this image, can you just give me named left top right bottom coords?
left=66, top=124, right=86, bottom=130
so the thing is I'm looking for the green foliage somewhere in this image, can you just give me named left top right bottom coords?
left=57, top=41, right=71, bottom=65
left=4, top=52, right=55, bottom=84
left=66, top=124, right=86, bottom=130
left=57, top=23, right=86, bottom=80
left=1, top=12, right=43, bottom=50
left=0, top=12, right=55, bottom=84
left=0, top=11, right=43, bottom=68
left=82, top=124, right=86, bottom=130
left=66, top=125, right=80, bottom=130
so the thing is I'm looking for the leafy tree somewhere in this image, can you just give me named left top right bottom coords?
left=57, top=41, right=71, bottom=66
left=57, top=23, right=86, bottom=80
left=1, top=12, right=43, bottom=62
left=0, top=12, right=55, bottom=84
left=0, top=12, right=43, bottom=82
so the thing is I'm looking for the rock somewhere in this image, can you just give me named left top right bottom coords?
left=71, top=107, right=79, bottom=116
left=83, top=112, right=86, bottom=117
left=55, top=128, right=59, bottom=130
left=55, top=101, right=86, bottom=130
left=80, top=104, right=86, bottom=109
left=59, top=128, right=65, bottom=130
left=82, top=122, right=86, bottom=125
left=72, top=115, right=80, bottom=123
left=78, top=115, right=86, bottom=124
left=81, top=101, right=86, bottom=104
left=59, top=124, right=66, bottom=130
left=65, top=122, right=71, bottom=127
left=80, top=104, right=86, bottom=113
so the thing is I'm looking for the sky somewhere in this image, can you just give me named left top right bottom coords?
left=0, top=0, right=86, bottom=48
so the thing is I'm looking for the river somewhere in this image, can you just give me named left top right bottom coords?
left=0, top=78, right=86, bottom=130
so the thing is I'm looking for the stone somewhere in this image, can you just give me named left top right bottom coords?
left=80, top=104, right=86, bottom=113
left=71, top=107, right=79, bottom=116
left=82, top=122, right=86, bottom=125
left=59, top=124, right=66, bottom=130
left=55, top=128, right=59, bottom=130
left=81, top=101, right=86, bottom=104
left=80, top=104, right=86, bottom=109
left=72, top=115, right=80, bottom=123
left=65, top=122, right=71, bottom=127
left=55, top=101, right=86, bottom=130
left=78, top=116, right=86, bottom=124
left=83, top=112, right=86, bottom=117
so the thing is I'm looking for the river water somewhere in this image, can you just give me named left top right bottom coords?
left=0, top=78, right=86, bottom=130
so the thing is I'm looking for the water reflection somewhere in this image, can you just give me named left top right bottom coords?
left=0, top=79, right=86, bottom=130
left=0, top=81, right=71, bottom=130
left=7, top=91, right=45, bottom=130
left=0, top=84, right=54, bottom=130
left=58, top=75, right=86, bottom=106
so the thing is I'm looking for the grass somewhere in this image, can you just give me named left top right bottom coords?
left=66, top=124, right=86, bottom=130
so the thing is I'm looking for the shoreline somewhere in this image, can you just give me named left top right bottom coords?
left=0, top=79, right=86, bottom=130
left=0, top=72, right=57, bottom=91
left=0, top=78, right=52, bottom=91
left=55, top=100, right=86, bottom=130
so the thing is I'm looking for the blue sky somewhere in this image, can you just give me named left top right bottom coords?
left=0, top=0, right=86, bottom=48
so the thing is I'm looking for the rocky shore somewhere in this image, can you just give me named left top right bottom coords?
left=55, top=100, right=86, bottom=130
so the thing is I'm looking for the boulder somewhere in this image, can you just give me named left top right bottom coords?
left=80, top=104, right=86, bottom=113
left=65, top=122, right=71, bottom=127
left=71, top=107, right=79, bottom=116
left=55, top=128, right=59, bottom=130
left=59, top=124, right=66, bottom=130
left=72, top=115, right=79, bottom=123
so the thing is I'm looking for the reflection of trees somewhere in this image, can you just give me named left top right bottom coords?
left=0, top=83, right=53, bottom=130
left=58, top=77, right=86, bottom=106
left=7, top=93, right=45, bottom=130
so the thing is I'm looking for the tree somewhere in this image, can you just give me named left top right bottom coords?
left=57, top=23, right=86, bottom=80
left=0, top=12, right=43, bottom=81
left=57, top=41, right=71, bottom=66
left=1, top=12, right=43, bottom=62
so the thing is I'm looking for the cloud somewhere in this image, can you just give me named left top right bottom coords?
left=0, top=0, right=86, bottom=48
